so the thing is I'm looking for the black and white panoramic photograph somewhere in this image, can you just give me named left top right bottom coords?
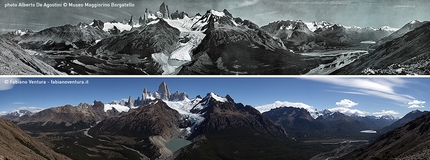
left=1, top=0, right=429, bottom=75
left=1, top=77, right=430, bottom=159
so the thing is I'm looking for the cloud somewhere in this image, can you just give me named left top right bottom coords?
left=13, top=102, right=25, bottom=105
left=230, top=0, right=259, bottom=9
left=373, top=110, right=399, bottom=116
left=394, top=5, right=415, bottom=8
left=15, top=107, right=45, bottom=113
left=360, top=130, right=377, bottom=134
left=256, top=11, right=279, bottom=17
left=0, top=77, right=18, bottom=91
left=336, top=99, right=358, bottom=108
left=329, top=99, right=367, bottom=116
left=328, top=107, right=368, bottom=116
left=0, top=111, right=6, bottom=116
left=255, top=101, right=314, bottom=113
left=303, top=77, right=414, bottom=103
left=238, top=0, right=259, bottom=7
left=407, top=100, right=425, bottom=108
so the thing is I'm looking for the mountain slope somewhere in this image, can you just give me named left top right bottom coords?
left=334, top=21, right=430, bottom=75
left=378, top=20, right=428, bottom=44
left=0, top=37, right=64, bottom=75
left=0, top=118, right=70, bottom=160
left=18, top=23, right=109, bottom=50
left=379, top=110, right=428, bottom=134
left=87, top=19, right=181, bottom=74
left=263, top=107, right=326, bottom=139
left=16, top=101, right=113, bottom=132
left=342, top=112, right=430, bottom=159
left=89, top=100, right=186, bottom=159
left=174, top=93, right=324, bottom=159
left=179, top=10, right=318, bottom=75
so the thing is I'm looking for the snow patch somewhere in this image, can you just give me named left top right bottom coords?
left=360, top=130, right=377, bottom=134
left=147, top=20, right=160, bottom=26
left=104, top=104, right=130, bottom=113
left=209, top=92, right=227, bottom=102
left=103, top=22, right=132, bottom=32
left=210, top=10, right=225, bottom=17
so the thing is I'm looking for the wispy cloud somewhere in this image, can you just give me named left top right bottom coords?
left=373, top=110, right=399, bottom=116
left=255, top=101, right=314, bottom=113
left=12, top=102, right=25, bottom=105
left=394, top=5, right=416, bottom=8
left=0, top=77, right=18, bottom=91
left=256, top=11, right=279, bottom=17
left=233, top=0, right=259, bottom=9
left=303, top=77, right=415, bottom=103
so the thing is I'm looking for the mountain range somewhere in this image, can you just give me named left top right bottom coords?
left=342, top=112, right=430, bottom=159
left=2, top=2, right=427, bottom=75
left=0, top=118, right=70, bottom=160
left=6, top=81, right=427, bottom=159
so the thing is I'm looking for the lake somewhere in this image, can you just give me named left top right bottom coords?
left=165, top=138, right=192, bottom=152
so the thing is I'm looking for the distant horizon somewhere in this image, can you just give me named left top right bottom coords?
left=1, top=0, right=429, bottom=34
left=1, top=77, right=429, bottom=119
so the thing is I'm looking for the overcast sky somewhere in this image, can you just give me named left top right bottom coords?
left=1, top=0, right=429, bottom=34
left=0, top=77, right=428, bottom=118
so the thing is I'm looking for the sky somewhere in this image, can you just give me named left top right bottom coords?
left=1, top=0, right=429, bottom=34
left=0, top=77, right=429, bottom=118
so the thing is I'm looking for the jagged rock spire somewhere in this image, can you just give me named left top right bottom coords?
left=157, top=82, right=170, bottom=100
left=159, top=2, right=170, bottom=19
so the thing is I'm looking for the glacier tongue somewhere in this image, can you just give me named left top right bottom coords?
left=163, top=98, right=204, bottom=138
left=152, top=18, right=206, bottom=75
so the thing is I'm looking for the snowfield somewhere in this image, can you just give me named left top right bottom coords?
left=104, top=103, right=131, bottom=113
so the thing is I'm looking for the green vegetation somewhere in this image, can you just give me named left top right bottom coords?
left=176, top=127, right=337, bottom=160
left=15, top=137, right=50, bottom=160
left=47, top=133, right=142, bottom=160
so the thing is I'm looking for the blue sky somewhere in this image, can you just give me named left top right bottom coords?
left=0, top=77, right=428, bottom=118
left=1, top=0, right=430, bottom=33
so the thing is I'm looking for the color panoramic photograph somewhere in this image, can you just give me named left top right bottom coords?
left=1, top=77, right=430, bottom=159
left=1, top=0, right=430, bottom=75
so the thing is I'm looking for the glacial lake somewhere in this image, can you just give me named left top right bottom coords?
left=165, top=138, right=192, bottom=152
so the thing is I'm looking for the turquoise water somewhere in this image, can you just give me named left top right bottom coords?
left=165, top=138, right=192, bottom=152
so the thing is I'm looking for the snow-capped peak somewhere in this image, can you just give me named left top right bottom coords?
left=104, top=103, right=131, bottom=113
left=379, top=26, right=399, bottom=32
left=410, top=20, right=421, bottom=24
left=207, top=92, right=228, bottom=102
left=210, top=10, right=225, bottom=17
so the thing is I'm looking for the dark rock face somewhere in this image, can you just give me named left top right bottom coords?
left=88, top=19, right=180, bottom=56
left=91, top=19, right=104, bottom=30
left=316, top=112, right=368, bottom=135
left=157, top=81, right=170, bottom=100
left=263, top=107, right=326, bottom=139
left=170, top=91, right=189, bottom=101
left=261, top=20, right=318, bottom=51
left=379, top=110, right=428, bottom=134
left=379, top=20, right=428, bottom=44
left=189, top=93, right=287, bottom=139
left=15, top=101, right=113, bottom=132
left=88, top=100, right=185, bottom=159
left=179, top=10, right=319, bottom=75
left=87, top=19, right=180, bottom=74
left=128, top=96, right=135, bottom=108
left=0, top=37, right=64, bottom=75
left=171, top=10, right=188, bottom=19
left=342, top=112, right=430, bottom=159
left=334, top=22, right=430, bottom=75
left=0, top=118, right=71, bottom=160
left=89, top=100, right=182, bottom=139
left=159, top=2, right=170, bottom=19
